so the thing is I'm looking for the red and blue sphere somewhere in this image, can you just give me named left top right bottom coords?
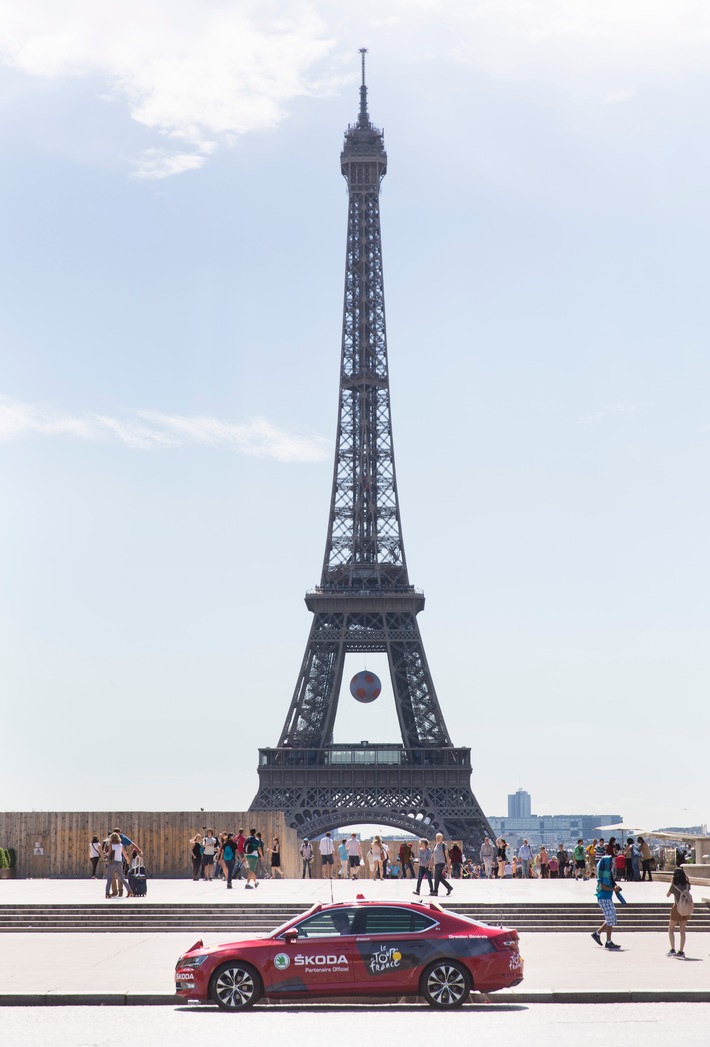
left=350, top=671, right=382, bottom=704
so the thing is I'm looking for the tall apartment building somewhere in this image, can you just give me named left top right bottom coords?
left=508, top=789, right=532, bottom=819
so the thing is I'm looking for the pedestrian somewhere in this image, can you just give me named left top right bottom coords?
left=201, top=828, right=218, bottom=882
left=573, top=839, right=587, bottom=881
left=556, top=844, right=569, bottom=878
left=269, top=835, right=282, bottom=879
left=548, top=854, right=559, bottom=879
left=631, top=840, right=641, bottom=882
left=300, top=837, right=314, bottom=879
left=449, top=842, right=463, bottom=878
left=345, top=833, right=363, bottom=879
left=667, top=867, right=692, bottom=958
left=243, top=828, right=261, bottom=889
left=412, top=838, right=434, bottom=896
left=319, top=832, right=335, bottom=879
left=496, top=838, right=507, bottom=879
left=586, top=839, right=598, bottom=879
left=615, top=847, right=627, bottom=881
left=189, top=832, right=203, bottom=881
left=368, top=835, right=385, bottom=879
left=337, top=838, right=348, bottom=878
left=432, top=834, right=453, bottom=897
left=104, top=832, right=133, bottom=899
left=536, top=845, right=550, bottom=879
left=595, top=838, right=606, bottom=865
left=399, top=840, right=415, bottom=879
left=638, top=837, right=653, bottom=882
left=89, top=835, right=102, bottom=878
left=480, top=836, right=495, bottom=879
left=214, top=833, right=227, bottom=879
left=591, top=853, right=622, bottom=950
left=255, top=832, right=268, bottom=878
left=219, top=832, right=237, bottom=889
left=518, top=839, right=533, bottom=879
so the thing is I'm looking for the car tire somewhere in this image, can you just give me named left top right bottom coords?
left=420, top=959, right=471, bottom=1008
left=209, top=961, right=262, bottom=1010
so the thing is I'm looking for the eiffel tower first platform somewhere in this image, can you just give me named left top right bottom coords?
left=250, top=52, right=492, bottom=853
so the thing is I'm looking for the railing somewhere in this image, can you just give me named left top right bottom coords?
left=259, top=746, right=470, bottom=769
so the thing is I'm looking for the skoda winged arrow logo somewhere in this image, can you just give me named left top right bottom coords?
left=274, top=953, right=291, bottom=970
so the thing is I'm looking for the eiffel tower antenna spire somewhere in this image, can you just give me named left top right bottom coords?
left=251, top=52, right=492, bottom=853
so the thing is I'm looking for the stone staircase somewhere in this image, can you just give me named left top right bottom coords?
left=2, top=900, right=709, bottom=933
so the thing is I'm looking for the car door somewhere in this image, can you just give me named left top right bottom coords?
left=351, top=905, right=440, bottom=993
left=267, top=907, right=356, bottom=996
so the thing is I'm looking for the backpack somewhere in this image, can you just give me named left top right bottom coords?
left=676, top=886, right=694, bottom=918
left=245, top=838, right=258, bottom=855
left=223, top=844, right=234, bottom=862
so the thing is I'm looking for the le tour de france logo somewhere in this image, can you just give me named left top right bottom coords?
left=369, top=944, right=403, bottom=974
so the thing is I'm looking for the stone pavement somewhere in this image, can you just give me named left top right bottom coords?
left=1, top=878, right=707, bottom=1005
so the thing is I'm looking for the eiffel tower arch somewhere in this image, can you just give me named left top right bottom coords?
left=251, top=52, right=492, bottom=854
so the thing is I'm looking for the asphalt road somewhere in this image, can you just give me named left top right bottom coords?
left=10, top=1003, right=710, bottom=1047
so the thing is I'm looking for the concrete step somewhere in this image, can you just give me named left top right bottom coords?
left=2, top=900, right=707, bottom=933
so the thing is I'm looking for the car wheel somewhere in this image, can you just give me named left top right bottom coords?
left=420, top=960, right=471, bottom=1008
left=210, top=961, right=262, bottom=1010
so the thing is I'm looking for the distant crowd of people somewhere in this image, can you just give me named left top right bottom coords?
left=188, top=828, right=282, bottom=888
left=477, top=835, right=660, bottom=881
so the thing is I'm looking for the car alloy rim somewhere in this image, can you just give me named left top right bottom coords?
left=427, top=963, right=467, bottom=1005
left=215, top=966, right=255, bottom=1007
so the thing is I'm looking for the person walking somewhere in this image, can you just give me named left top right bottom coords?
left=412, top=838, right=434, bottom=896
left=638, top=837, right=653, bottom=882
left=337, top=838, right=349, bottom=878
left=480, top=837, right=495, bottom=879
left=667, top=866, right=692, bottom=958
left=556, top=844, right=569, bottom=879
left=586, top=839, right=598, bottom=879
left=573, top=839, right=587, bottom=881
left=345, top=833, right=363, bottom=879
left=536, top=845, right=550, bottom=879
left=219, top=833, right=238, bottom=889
left=189, top=833, right=203, bottom=881
left=449, top=842, right=463, bottom=878
left=368, top=836, right=385, bottom=880
left=104, top=832, right=132, bottom=899
left=319, top=832, right=335, bottom=879
left=432, top=834, right=453, bottom=897
left=201, top=829, right=218, bottom=882
left=269, top=835, right=282, bottom=879
left=399, top=840, right=415, bottom=879
left=243, top=828, right=261, bottom=889
left=518, top=839, right=533, bottom=879
left=591, top=853, right=622, bottom=950
left=496, top=838, right=508, bottom=879
left=300, top=838, right=314, bottom=879
left=89, top=835, right=102, bottom=878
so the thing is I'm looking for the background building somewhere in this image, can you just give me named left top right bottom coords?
left=490, top=790, right=621, bottom=851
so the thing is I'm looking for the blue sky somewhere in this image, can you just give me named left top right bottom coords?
left=1, top=1, right=708, bottom=830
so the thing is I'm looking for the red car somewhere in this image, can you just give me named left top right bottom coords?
left=175, top=898, right=523, bottom=1009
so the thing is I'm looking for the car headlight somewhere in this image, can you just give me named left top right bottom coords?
left=176, top=955, right=208, bottom=970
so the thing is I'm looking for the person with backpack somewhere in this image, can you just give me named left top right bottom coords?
left=243, top=828, right=261, bottom=889
left=667, top=867, right=693, bottom=958
left=219, top=833, right=238, bottom=889
left=399, top=840, right=415, bottom=879
left=432, top=833, right=453, bottom=897
left=591, top=853, right=623, bottom=950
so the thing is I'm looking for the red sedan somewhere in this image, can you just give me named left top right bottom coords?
left=175, top=898, right=523, bottom=1009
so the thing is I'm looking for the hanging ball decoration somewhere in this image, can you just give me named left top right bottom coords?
left=350, top=670, right=381, bottom=704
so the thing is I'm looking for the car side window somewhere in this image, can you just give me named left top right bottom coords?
left=362, top=907, right=437, bottom=935
left=291, top=908, right=356, bottom=938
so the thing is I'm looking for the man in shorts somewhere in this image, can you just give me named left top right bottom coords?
left=346, top=833, right=363, bottom=880
left=319, top=832, right=335, bottom=879
left=201, top=829, right=217, bottom=882
left=591, top=854, right=622, bottom=949
left=243, top=828, right=260, bottom=889
left=573, top=839, right=587, bottom=881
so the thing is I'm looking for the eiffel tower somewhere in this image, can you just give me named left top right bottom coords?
left=251, top=51, right=492, bottom=853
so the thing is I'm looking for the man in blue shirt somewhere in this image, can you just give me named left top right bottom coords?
left=591, top=854, right=622, bottom=950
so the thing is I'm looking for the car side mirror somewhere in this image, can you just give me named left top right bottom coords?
left=283, top=929, right=298, bottom=943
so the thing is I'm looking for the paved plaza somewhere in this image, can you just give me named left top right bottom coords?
left=0, top=877, right=708, bottom=1004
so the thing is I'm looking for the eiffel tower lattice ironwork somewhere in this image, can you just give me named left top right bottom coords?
left=251, top=52, right=492, bottom=852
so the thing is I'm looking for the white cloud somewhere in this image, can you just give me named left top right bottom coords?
left=0, top=0, right=337, bottom=176
left=604, top=90, right=635, bottom=105
left=0, top=394, right=328, bottom=462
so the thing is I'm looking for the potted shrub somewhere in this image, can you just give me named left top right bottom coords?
left=0, top=847, right=17, bottom=879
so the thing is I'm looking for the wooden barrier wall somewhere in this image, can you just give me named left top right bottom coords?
left=0, top=812, right=301, bottom=879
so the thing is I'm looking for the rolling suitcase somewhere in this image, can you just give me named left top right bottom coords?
left=129, top=864, right=147, bottom=897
